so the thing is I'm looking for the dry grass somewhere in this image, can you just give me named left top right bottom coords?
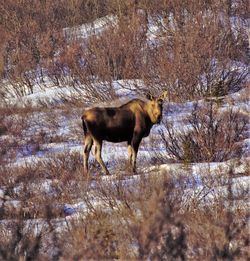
left=159, top=101, right=248, bottom=163
left=0, top=148, right=249, bottom=260
left=0, top=0, right=249, bottom=260
left=1, top=0, right=248, bottom=102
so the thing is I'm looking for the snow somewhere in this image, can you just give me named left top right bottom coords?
left=63, top=15, right=118, bottom=40
left=3, top=79, right=143, bottom=108
left=0, top=14, right=249, bottom=239
left=3, top=78, right=249, bottom=178
left=230, top=16, right=250, bottom=39
left=5, top=83, right=79, bottom=106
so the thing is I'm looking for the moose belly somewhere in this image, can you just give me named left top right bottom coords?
left=103, top=127, right=133, bottom=143
left=103, top=128, right=132, bottom=142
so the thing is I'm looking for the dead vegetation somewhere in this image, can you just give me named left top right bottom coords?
left=0, top=160, right=249, bottom=260
left=159, top=100, right=248, bottom=163
left=0, top=0, right=249, bottom=260
left=0, top=0, right=249, bottom=102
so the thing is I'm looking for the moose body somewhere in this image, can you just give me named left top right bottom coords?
left=81, top=93, right=167, bottom=175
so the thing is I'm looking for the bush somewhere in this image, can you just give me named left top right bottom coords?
left=160, top=101, right=248, bottom=163
left=1, top=0, right=248, bottom=100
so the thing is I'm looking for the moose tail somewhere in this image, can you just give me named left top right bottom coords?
left=81, top=115, right=88, bottom=136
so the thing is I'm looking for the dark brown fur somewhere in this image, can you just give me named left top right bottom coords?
left=82, top=93, right=167, bottom=175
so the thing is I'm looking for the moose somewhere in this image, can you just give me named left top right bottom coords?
left=81, top=92, right=167, bottom=176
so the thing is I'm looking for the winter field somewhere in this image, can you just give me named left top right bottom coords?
left=0, top=2, right=249, bottom=260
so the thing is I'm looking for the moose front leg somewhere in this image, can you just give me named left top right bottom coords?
left=130, top=131, right=143, bottom=173
left=128, top=144, right=133, bottom=167
left=127, top=144, right=136, bottom=173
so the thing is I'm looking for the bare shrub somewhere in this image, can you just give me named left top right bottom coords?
left=59, top=4, right=149, bottom=103
left=185, top=166, right=249, bottom=260
left=0, top=221, right=43, bottom=260
left=0, top=1, right=249, bottom=259
left=130, top=176, right=187, bottom=260
left=0, top=148, right=249, bottom=259
left=0, top=0, right=248, bottom=101
left=0, top=0, right=110, bottom=97
left=0, top=151, right=87, bottom=221
left=140, top=0, right=249, bottom=101
left=160, top=101, right=248, bottom=163
left=58, top=212, right=120, bottom=260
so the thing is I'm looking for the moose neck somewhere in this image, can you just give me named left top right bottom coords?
left=143, top=102, right=159, bottom=124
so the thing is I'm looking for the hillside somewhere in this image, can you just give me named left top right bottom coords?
left=0, top=1, right=249, bottom=260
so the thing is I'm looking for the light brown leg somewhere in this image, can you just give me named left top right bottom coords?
left=83, top=135, right=93, bottom=175
left=128, top=144, right=137, bottom=173
left=131, top=131, right=142, bottom=173
left=128, top=145, right=133, bottom=167
left=131, top=147, right=137, bottom=173
left=93, top=140, right=110, bottom=175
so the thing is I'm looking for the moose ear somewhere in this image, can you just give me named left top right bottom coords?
left=158, top=91, right=168, bottom=102
left=158, top=98, right=164, bottom=104
left=146, top=93, right=155, bottom=101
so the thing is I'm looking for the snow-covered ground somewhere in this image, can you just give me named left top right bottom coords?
left=1, top=79, right=249, bottom=218
left=63, top=15, right=118, bottom=40
left=0, top=14, right=249, bottom=241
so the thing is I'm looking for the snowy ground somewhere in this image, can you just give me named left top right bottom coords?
left=1, top=79, right=249, bottom=221
left=0, top=15, right=249, bottom=240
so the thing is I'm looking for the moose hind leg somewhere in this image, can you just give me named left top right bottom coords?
left=94, top=140, right=110, bottom=175
left=83, top=135, right=93, bottom=175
